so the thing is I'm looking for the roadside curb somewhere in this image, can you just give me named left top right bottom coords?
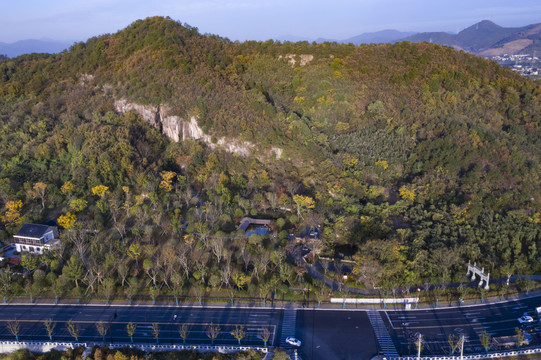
left=3, top=292, right=541, bottom=312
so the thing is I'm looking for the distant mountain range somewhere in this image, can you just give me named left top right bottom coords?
left=276, top=30, right=416, bottom=45
left=0, top=39, right=72, bottom=58
left=402, top=20, right=541, bottom=56
left=314, top=30, right=417, bottom=45
left=278, top=20, right=541, bottom=56
left=3, top=20, right=541, bottom=58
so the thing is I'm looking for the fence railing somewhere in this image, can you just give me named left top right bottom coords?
left=390, top=347, right=541, bottom=359
left=0, top=340, right=268, bottom=354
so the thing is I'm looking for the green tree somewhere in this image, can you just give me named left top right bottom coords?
left=178, top=324, right=189, bottom=344
left=21, top=253, right=39, bottom=272
left=0, top=269, right=11, bottom=302
left=63, top=255, right=83, bottom=288
left=258, top=327, right=271, bottom=347
left=7, top=320, right=20, bottom=342
left=101, top=278, right=115, bottom=304
left=126, top=322, right=136, bottom=343
left=31, top=182, right=48, bottom=209
left=96, top=321, right=108, bottom=343
left=516, top=327, right=525, bottom=349
left=171, top=272, right=184, bottom=305
left=479, top=330, right=491, bottom=353
left=125, top=280, right=137, bottom=305
left=230, top=325, right=245, bottom=345
left=43, top=318, right=55, bottom=342
left=152, top=322, right=160, bottom=344
left=448, top=333, right=460, bottom=355
left=66, top=319, right=79, bottom=342
left=149, top=285, right=159, bottom=304
left=232, top=272, right=248, bottom=291
left=293, top=194, right=315, bottom=218
left=127, top=243, right=141, bottom=266
left=69, top=198, right=88, bottom=213
left=206, top=322, right=220, bottom=345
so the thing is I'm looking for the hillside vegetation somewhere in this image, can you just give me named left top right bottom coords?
left=0, top=16, right=539, bottom=301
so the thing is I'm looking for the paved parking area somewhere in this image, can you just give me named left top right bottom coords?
left=296, top=309, right=378, bottom=360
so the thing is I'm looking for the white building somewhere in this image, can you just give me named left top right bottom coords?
left=12, top=224, right=59, bottom=254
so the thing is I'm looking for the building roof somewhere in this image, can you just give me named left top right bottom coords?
left=237, top=217, right=272, bottom=231
left=14, top=224, right=52, bottom=239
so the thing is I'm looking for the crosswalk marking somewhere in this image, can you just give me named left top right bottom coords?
left=368, top=310, right=399, bottom=357
left=279, top=308, right=297, bottom=349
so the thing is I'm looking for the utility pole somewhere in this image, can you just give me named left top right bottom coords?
left=417, top=333, right=422, bottom=360
left=460, top=334, right=465, bottom=359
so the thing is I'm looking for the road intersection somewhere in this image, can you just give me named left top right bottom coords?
left=0, top=294, right=540, bottom=359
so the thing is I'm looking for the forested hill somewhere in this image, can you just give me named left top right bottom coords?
left=0, top=16, right=539, bottom=288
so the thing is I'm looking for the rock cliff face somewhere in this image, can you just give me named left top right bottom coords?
left=114, top=99, right=281, bottom=159
left=115, top=99, right=161, bottom=129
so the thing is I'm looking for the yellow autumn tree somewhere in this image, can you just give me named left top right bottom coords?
left=91, top=185, right=109, bottom=199
left=2, top=200, right=23, bottom=228
left=376, top=160, right=389, bottom=170
left=58, top=212, right=77, bottom=230
left=61, top=181, right=75, bottom=196
left=399, top=185, right=416, bottom=202
left=159, top=171, right=176, bottom=192
left=293, top=194, right=316, bottom=218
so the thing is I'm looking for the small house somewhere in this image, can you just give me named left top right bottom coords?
left=12, top=224, right=59, bottom=254
left=237, top=217, right=272, bottom=238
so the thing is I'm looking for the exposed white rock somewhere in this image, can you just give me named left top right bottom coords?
left=181, top=116, right=210, bottom=142
left=115, top=99, right=160, bottom=128
left=79, top=73, right=94, bottom=84
left=114, top=99, right=282, bottom=159
left=270, top=147, right=283, bottom=159
left=279, top=54, right=314, bottom=66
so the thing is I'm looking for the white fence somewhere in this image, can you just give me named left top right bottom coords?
left=390, top=347, right=541, bottom=359
left=331, top=297, right=419, bottom=304
left=0, top=341, right=86, bottom=354
left=0, top=341, right=268, bottom=355
left=107, top=343, right=268, bottom=354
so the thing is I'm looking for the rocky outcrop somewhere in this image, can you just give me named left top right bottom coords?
left=115, top=99, right=161, bottom=128
left=279, top=54, right=314, bottom=66
left=114, top=99, right=281, bottom=159
left=160, top=108, right=183, bottom=142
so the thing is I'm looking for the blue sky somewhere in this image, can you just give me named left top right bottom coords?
left=2, top=0, right=541, bottom=43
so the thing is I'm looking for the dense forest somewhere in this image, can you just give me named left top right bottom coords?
left=0, top=16, right=539, bottom=303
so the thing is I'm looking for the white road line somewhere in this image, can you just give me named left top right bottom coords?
left=384, top=311, right=395, bottom=330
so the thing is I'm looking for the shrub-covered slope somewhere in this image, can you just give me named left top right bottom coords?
left=0, top=16, right=539, bottom=289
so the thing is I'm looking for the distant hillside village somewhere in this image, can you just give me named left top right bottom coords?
left=486, top=54, right=540, bottom=78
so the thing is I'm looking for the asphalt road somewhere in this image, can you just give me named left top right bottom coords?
left=1, top=296, right=541, bottom=359
left=384, top=295, right=541, bottom=357
left=297, top=309, right=378, bottom=360
left=0, top=304, right=281, bottom=346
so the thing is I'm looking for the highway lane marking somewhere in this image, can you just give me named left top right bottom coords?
left=388, top=315, right=507, bottom=325
left=0, top=320, right=275, bottom=328
left=384, top=312, right=395, bottom=330
left=395, top=317, right=519, bottom=330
